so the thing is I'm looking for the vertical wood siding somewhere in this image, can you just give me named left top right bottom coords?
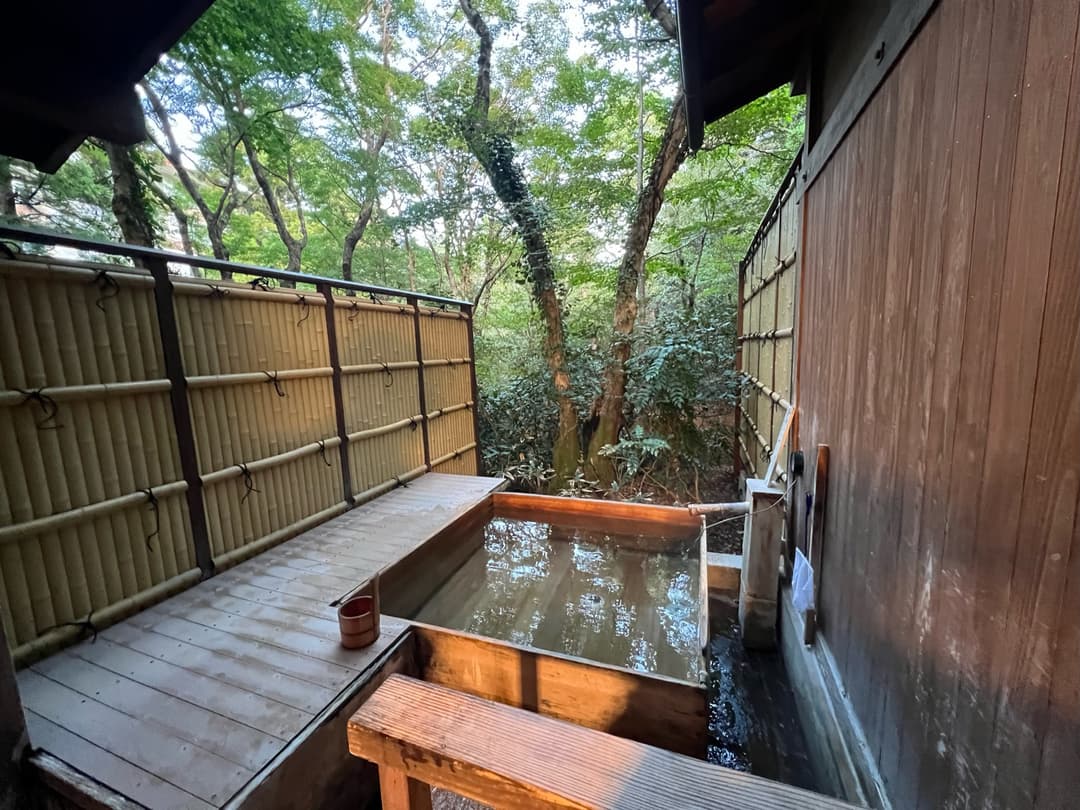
left=797, top=1, right=1080, bottom=807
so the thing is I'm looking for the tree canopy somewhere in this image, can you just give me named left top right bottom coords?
left=0, top=0, right=804, bottom=499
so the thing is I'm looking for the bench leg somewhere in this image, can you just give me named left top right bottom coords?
left=378, top=766, right=433, bottom=810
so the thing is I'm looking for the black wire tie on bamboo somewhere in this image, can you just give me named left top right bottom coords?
left=139, top=487, right=160, bottom=551
left=206, top=284, right=229, bottom=299
left=237, top=463, right=260, bottom=503
left=408, top=416, right=419, bottom=431
left=316, top=439, right=332, bottom=467
left=295, top=294, right=310, bottom=325
left=349, top=301, right=361, bottom=321
left=90, top=269, right=119, bottom=311
left=16, top=387, right=62, bottom=430
left=391, top=474, right=408, bottom=488
left=368, top=292, right=381, bottom=305
left=249, top=276, right=272, bottom=292
left=380, top=362, right=394, bottom=388
left=262, top=370, right=286, bottom=397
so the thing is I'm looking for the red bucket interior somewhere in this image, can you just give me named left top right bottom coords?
left=339, top=595, right=374, bottom=619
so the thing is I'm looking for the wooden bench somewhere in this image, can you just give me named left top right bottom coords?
left=348, top=673, right=858, bottom=810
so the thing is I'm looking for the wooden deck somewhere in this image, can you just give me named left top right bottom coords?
left=16, top=473, right=504, bottom=809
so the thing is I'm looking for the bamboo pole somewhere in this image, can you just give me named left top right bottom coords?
left=425, top=401, right=474, bottom=420
left=0, top=482, right=187, bottom=545
left=20, top=537, right=54, bottom=638
left=0, top=280, right=25, bottom=389
left=346, top=416, right=423, bottom=444
left=211, top=501, right=349, bottom=575
left=12, top=568, right=202, bottom=669
left=75, top=520, right=107, bottom=613
left=37, top=532, right=71, bottom=634
left=0, top=544, right=32, bottom=644
left=0, top=380, right=172, bottom=408
left=50, top=282, right=83, bottom=385
left=13, top=407, right=52, bottom=519
left=199, top=438, right=343, bottom=486
left=0, top=258, right=153, bottom=288
left=430, top=442, right=478, bottom=469
left=58, top=524, right=89, bottom=620
left=420, top=358, right=473, bottom=367
left=28, top=280, right=62, bottom=384
left=9, top=279, right=46, bottom=388
left=186, top=366, right=333, bottom=390
left=742, top=372, right=793, bottom=412
left=339, top=360, right=420, bottom=376
left=352, top=464, right=428, bottom=505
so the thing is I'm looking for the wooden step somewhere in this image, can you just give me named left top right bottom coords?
left=347, top=673, right=857, bottom=810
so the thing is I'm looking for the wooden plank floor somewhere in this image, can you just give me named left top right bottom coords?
left=18, top=473, right=504, bottom=809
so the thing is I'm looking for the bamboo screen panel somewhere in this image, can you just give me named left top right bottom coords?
left=738, top=165, right=798, bottom=485
left=0, top=254, right=479, bottom=664
left=173, top=281, right=342, bottom=567
left=419, top=308, right=478, bottom=475
left=333, top=296, right=427, bottom=499
left=0, top=257, right=196, bottom=661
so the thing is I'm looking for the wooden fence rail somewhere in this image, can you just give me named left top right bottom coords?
left=0, top=228, right=479, bottom=665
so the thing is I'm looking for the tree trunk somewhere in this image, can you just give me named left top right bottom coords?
left=141, top=81, right=234, bottom=275
left=241, top=134, right=306, bottom=285
left=341, top=200, right=375, bottom=282
left=458, top=0, right=580, bottom=490
left=102, top=141, right=157, bottom=248
left=404, top=231, right=417, bottom=289
left=585, top=93, right=688, bottom=487
left=0, top=157, right=15, bottom=218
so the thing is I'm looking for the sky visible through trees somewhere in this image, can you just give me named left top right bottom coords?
left=0, top=0, right=804, bottom=497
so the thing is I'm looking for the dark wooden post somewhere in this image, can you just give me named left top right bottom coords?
left=409, top=296, right=432, bottom=470
left=0, top=621, right=27, bottom=810
left=146, top=259, right=214, bottom=576
left=318, top=282, right=354, bottom=504
left=462, top=304, right=482, bottom=474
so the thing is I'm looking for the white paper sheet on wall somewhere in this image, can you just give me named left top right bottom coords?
left=792, top=547, right=815, bottom=613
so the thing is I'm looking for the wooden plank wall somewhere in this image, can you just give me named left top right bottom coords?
left=796, top=1, right=1080, bottom=807
left=738, top=166, right=799, bottom=485
left=0, top=258, right=479, bottom=665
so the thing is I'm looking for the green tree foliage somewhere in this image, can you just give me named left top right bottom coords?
left=2, top=0, right=804, bottom=500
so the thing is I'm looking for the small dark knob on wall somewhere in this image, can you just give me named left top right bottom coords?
left=789, top=450, right=805, bottom=477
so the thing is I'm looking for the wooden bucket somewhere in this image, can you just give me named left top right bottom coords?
left=338, top=575, right=381, bottom=649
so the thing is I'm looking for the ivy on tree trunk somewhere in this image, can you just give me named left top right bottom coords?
left=101, top=141, right=157, bottom=249
left=458, top=0, right=581, bottom=490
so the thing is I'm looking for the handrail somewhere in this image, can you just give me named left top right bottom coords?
left=0, top=223, right=471, bottom=309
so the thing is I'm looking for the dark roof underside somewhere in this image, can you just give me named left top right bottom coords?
left=0, top=1, right=214, bottom=172
left=677, top=0, right=816, bottom=150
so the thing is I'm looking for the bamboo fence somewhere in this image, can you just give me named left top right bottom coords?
left=737, top=160, right=798, bottom=486
left=0, top=249, right=478, bottom=665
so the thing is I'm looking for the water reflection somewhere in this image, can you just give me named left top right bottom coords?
left=414, top=518, right=702, bottom=681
